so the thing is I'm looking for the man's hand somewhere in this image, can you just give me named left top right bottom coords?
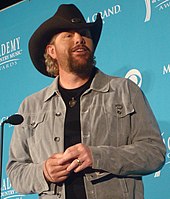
left=58, top=143, right=93, bottom=173
left=43, top=153, right=70, bottom=183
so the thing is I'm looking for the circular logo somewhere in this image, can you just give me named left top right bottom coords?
left=125, top=69, right=142, bottom=87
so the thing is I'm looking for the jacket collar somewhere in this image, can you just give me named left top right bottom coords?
left=44, top=68, right=110, bottom=102
left=44, top=77, right=59, bottom=102
left=90, top=68, right=110, bottom=92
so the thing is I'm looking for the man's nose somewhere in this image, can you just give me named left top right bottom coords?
left=74, top=32, right=85, bottom=45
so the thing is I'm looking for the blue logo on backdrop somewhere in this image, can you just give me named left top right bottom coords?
left=0, top=36, right=22, bottom=72
left=144, top=0, right=170, bottom=22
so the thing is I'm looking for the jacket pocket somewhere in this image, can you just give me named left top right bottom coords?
left=26, top=112, right=47, bottom=162
left=116, top=103, right=134, bottom=146
left=26, top=112, right=46, bottom=144
left=29, top=112, right=46, bottom=129
left=114, top=103, right=134, bottom=118
left=105, top=103, right=135, bottom=146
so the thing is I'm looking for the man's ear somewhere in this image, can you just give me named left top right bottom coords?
left=46, top=45, right=57, bottom=59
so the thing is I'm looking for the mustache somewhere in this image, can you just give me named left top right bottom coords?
left=71, top=44, right=91, bottom=52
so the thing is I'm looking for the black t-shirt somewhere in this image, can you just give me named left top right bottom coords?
left=58, top=78, right=92, bottom=199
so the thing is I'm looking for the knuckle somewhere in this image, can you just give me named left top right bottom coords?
left=85, top=156, right=92, bottom=164
left=86, top=159, right=92, bottom=165
left=52, top=173, right=59, bottom=179
left=66, top=148, right=71, bottom=154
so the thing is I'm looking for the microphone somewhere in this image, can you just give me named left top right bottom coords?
left=2, top=114, right=24, bottom=125
left=0, top=113, right=24, bottom=197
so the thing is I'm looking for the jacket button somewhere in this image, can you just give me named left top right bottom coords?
left=115, top=104, right=123, bottom=115
left=54, top=137, right=60, bottom=142
left=55, top=112, right=61, bottom=116
left=57, top=193, right=61, bottom=198
left=31, top=121, right=35, bottom=126
left=117, top=110, right=122, bottom=114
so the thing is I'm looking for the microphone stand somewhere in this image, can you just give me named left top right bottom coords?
left=0, top=114, right=23, bottom=197
left=0, top=121, right=5, bottom=198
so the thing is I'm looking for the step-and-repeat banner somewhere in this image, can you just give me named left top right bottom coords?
left=0, top=0, right=170, bottom=198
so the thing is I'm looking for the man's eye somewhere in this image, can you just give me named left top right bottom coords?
left=65, top=33, right=72, bottom=38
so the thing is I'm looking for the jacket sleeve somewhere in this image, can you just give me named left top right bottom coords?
left=6, top=102, right=49, bottom=194
left=90, top=82, right=166, bottom=177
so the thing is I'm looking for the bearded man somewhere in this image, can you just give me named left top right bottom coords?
left=7, top=4, right=166, bottom=199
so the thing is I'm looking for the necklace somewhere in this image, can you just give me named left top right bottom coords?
left=68, top=88, right=85, bottom=107
left=69, top=97, right=77, bottom=107
left=58, top=71, right=95, bottom=108
left=59, top=84, right=87, bottom=108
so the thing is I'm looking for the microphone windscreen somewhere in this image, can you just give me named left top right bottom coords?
left=6, top=114, right=24, bottom=125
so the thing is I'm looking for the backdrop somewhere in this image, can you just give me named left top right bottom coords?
left=0, top=0, right=170, bottom=198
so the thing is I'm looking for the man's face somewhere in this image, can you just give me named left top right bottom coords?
left=46, top=29, right=94, bottom=76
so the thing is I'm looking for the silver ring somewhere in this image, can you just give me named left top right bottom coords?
left=76, top=158, right=82, bottom=165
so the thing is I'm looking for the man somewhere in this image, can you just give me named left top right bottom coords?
left=6, top=4, right=166, bottom=199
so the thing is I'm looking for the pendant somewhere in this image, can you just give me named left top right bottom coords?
left=69, top=97, right=77, bottom=107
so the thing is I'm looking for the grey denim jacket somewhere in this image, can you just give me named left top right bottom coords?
left=6, top=69, right=166, bottom=199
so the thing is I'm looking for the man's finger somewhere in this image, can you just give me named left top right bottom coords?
left=58, top=149, right=79, bottom=164
left=66, top=158, right=84, bottom=172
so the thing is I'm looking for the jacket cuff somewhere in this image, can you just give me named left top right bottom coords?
left=89, top=146, right=103, bottom=169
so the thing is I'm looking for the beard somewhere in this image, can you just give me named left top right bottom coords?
left=67, top=48, right=95, bottom=78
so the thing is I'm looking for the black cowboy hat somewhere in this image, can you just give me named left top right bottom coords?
left=28, top=4, right=103, bottom=77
